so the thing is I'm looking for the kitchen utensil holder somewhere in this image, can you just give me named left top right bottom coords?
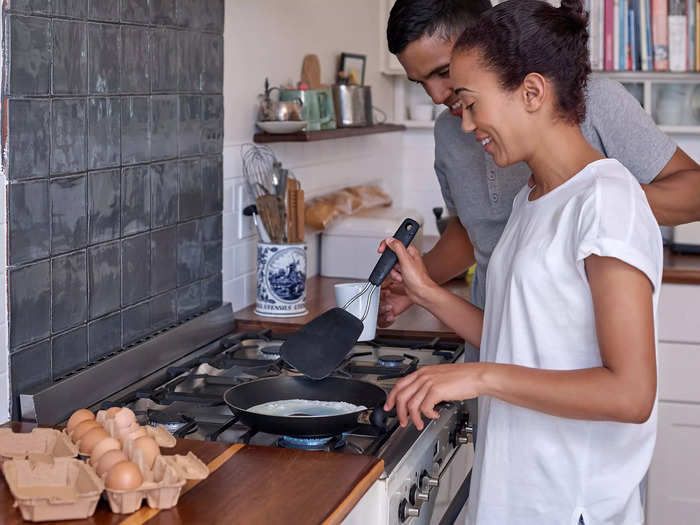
left=256, top=242, right=308, bottom=317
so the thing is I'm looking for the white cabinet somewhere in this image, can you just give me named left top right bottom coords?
left=647, top=283, right=700, bottom=524
left=647, top=402, right=700, bottom=525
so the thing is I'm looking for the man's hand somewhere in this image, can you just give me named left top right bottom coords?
left=378, top=284, right=413, bottom=327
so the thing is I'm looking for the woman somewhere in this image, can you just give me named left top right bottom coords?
left=381, top=1, right=662, bottom=523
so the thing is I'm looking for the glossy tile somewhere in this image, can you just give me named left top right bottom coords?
left=8, top=180, right=50, bottom=265
left=87, top=97, right=121, bottom=169
left=121, top=25, right=149, bottom=93
left=88, top=312, right=121, bottom=361
left=151, top=95, right=178, bottom=160
left=121, top=165, right=151, bottom=235
left=177, top=219, right=201, bottom=285
left=51, top=251, right=88, bottom=333
left=202, top=274, right=222, bottom=309
left=201, top=34, right=223, bottom=93
left=202, top=155, right=223, bottom=215
left=88, top=23, right=120, bottom=94
left=150, top=0, right=175, bottom=25
left=7, top=99, right=50, bottom=181
left=53, top=0, right=88, bottom=18
left=7, top=15, right=51, bottom=95
left=50, top=175, right=87, bottom=254
left=150, top=161, right=178, bottom=228
left=87, top=0, right=119, bottom=21
left=150, top=290, right=176, bottom=330
left=201, top=95, right=223, bottom=153
left=151, top=28, right=178, bottom=92
left=178, top=95, right=201, bottom=156
left=121, top=96, right=150, bottom=164
left=177, top=30, right=201, bottom=91
left=88, top=169, right=121, bottom=244
left=177, top=281, right=201, bottom=320
left=201, top=214, right=222, bottom=277
left=178, top=158, right=202, bottom=221
left=122, top=302, right=150, bottom=346
left=151, top=226, right=177, bottom=294
left=52, top=326, right=87, bottom=379
left=88, top=241, right=120, bottom=319
left=121, top=233, right=151, bottom=306
left=51, top=98, right=87, bottom=175
left=11, top=341, right=51, bottom=395
left=7, top=0, right=52, bottom=15
left=120, top=0, right=149, bottom=24
left=201, top=0, right=224, bottom=33
left=9, top=261, right=51, bottom=348
left=52, top=19, right=87, bottom=94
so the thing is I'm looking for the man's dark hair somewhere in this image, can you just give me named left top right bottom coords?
left=387, top=0, right=492, bottom=55
left=453, top=0, right=590, bottom=124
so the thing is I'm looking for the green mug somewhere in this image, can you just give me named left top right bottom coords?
left=279, top=88, right=336, bottom=131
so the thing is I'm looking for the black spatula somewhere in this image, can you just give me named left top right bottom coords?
left=280, top=218, right=420, bottom=379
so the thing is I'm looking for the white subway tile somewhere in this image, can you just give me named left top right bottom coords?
left=223, top=179, right=235, bottom=213
left=223, top=246, right=236, bottom=281
left=242, top=271, right=257, bottom=307
left=222, top=212, right=237, bottom=248
left=0, top=183, right=6, bottom=224
left=235, top=239, right=257, bottom=276
left=0, top=372, right=8, bottom=425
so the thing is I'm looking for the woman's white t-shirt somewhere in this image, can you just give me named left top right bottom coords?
left=465, top=159, right=663, bottom=525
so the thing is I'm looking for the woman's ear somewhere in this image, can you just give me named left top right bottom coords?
left=521, top=73, right=546, bottom=113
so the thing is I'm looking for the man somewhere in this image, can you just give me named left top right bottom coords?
left=381, top=0, right=700, bottom=431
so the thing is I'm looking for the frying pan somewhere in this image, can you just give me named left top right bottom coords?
left=223, top=376, right=390, bottom=437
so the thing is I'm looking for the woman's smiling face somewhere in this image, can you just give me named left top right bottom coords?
left=450, top=49, right=532, bottom=168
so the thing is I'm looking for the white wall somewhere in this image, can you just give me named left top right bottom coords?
left=222, top=0, right=405, bottom=311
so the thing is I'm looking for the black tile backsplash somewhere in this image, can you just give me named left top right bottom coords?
left=4, top=1, right=224, bottom=403
left=52, top=18, right=87, bottom=94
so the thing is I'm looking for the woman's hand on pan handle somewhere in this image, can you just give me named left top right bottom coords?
left=379, top=237, right=439, bottom=308
left=384, top=363, right=484, bottom=430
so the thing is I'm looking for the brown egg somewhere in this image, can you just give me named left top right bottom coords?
left=105, top=461, right=143, bottom=491
left=132, top=436, right=160, bottom=470
left=79, top=427, right=110, bottom=454
left=105, top=407, right=121, bottom=419
left=66, top=409, right=95, bottom=432
left=96, top=450, right=128, bottom=477
left=71, top=420, right=102, bottom=443
left=90, top=437, right=121, bottom=465
left=114, top=407, right=136, bottom=428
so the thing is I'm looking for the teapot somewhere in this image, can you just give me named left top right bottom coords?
left=258, top=79, right=303, bottom=121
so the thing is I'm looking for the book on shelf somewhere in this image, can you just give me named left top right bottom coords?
left=588, top=0, right=700, bottom=70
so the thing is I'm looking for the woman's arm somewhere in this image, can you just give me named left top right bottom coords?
left=382, top=237, right=484, bottom=348
left=384, top=253, right=657, bottom=431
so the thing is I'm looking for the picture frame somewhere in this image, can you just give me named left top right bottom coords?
left=339, top=52, right=366, bottom=85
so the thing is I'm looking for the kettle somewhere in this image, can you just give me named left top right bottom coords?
left=257, top=79, right=303, bottom=121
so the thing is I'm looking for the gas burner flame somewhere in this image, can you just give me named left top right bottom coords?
left=377, top=355, right=406, bottom=368
left=278, top=435, right=335, bottom=450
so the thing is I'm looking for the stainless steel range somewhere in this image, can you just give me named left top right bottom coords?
left=19, top=304, right=474, bottom=524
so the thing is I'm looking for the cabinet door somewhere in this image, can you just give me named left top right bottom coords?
left=646, top=402, right=700, bottom=525
left=659, top=284, right=700, bottom=344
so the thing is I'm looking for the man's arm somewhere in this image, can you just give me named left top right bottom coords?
left=378, top=217, right=475, bottom=327
left=644, top=147, right=700, bottom=226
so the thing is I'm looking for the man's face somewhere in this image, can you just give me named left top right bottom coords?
left=397, top=34, right=462, bottom=117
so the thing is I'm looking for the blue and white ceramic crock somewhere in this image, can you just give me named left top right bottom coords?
left=255, top=242, right=308, bottom=317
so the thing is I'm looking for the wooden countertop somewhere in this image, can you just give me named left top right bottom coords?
left=235, top=276, right=469, bottom=343
left=236, top=250, right=700, bottom=340
left=0, top=422, right=383, bottom=525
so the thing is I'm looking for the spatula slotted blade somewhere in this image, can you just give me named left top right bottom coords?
left=279, top=308, right=364, bottom=380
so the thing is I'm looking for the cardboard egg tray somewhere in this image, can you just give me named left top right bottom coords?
left=94, top=410, right=177, bottom=448
left=0, top=428, right=78, bottom=463
left=2, top=454, right=104, bottom=522
left=97, top=415, right=209, bottom=514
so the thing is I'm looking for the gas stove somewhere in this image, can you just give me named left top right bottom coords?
left=19, top=304, right=473, bottom=524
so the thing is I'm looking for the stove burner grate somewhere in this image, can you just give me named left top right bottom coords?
left=147, top=411, right=198, bottom=437
left=377, top=354, right=406, bottom=367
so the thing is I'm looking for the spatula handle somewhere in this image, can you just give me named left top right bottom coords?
left=368, top=218, right=421, bottom=286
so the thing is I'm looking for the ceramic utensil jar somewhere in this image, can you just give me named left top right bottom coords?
left=255, top=243, right=308, bottom=317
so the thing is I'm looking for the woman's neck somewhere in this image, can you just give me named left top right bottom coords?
left=525, top=123, right=605, bottom=200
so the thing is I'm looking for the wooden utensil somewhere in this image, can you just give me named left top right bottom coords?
left=301, top=54, right=322, bottom=89
left=286, top=180, right=299, bottom=243
left=296, top=189, right=305, bottom=242
left=256, top=195, right=286, bottom=243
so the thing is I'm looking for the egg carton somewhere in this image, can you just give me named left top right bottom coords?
left=95, top=410, right=177, bottom=448
left=103, top=440, right=209, bottom=514
left=2, top=454, right=104, bottom=522
left=0, top=428, right=78, bottom=462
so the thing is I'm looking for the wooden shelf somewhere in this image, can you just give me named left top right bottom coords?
left=253, top=123, right=406, bottom=143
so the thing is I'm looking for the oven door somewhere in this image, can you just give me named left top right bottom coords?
left=428, top=443, right=474, bottom=524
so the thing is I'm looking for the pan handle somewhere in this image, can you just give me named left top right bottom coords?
left=370, top=401, right=453, bottom=430
left=368, top=218, right=420, bottom=286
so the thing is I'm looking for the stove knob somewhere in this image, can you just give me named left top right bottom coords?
left=409, top=483, right=430, bottom=505
left=420, top=469, right=439, bottom=491
left=456, top=424, right=474, bottom=445
left=399, top=498, right=420, bottom=522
